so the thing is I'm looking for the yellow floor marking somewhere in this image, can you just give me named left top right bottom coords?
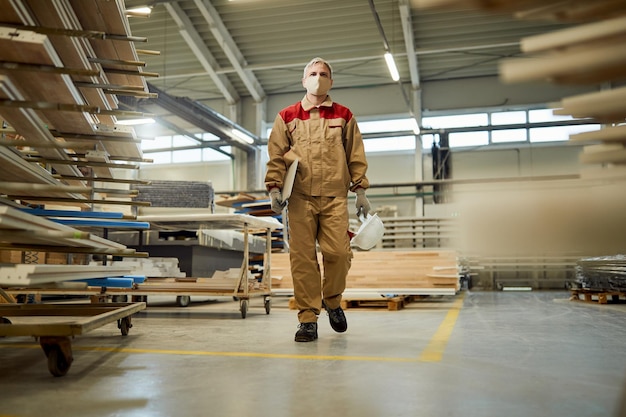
left=0, top=293, right=466, bottom=364
left=0, top=343, right=415, bottom=363
left=418, top=292, right=465, bottom=362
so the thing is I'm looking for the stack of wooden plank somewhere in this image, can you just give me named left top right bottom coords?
left=0, top=264, right=132, bottom=286
left=271, top=250, right=460, bottom=296
left=0, top=0, right=153, bottom=205
left=91, top=257, right=186, bottom=278
left=0, top=205, right=135, bottom=254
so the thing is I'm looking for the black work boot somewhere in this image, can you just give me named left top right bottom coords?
left=322, top=300, right=347, bottom=333
left=295, top=322, right=318, bottom=342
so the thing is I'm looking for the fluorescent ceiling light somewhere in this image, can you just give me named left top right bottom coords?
left=231, top=128, right=255, bottom=144
left=384, top=52, right=400, bottom=82
left=117, top=118, right=155, bottom=126
left=126, top=6, right=152, bottom=17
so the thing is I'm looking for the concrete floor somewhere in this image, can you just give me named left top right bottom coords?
left=0, top=291, right=625, bottom=417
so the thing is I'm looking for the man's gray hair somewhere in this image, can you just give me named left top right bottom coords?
left=303, top=57, right=333, bottom=79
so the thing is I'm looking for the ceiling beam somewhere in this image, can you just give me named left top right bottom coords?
left=153, top=42, right=520, bottom=81
left=399, top=0, right=420, bottom=89
left=192, top=0, right=265, bottom=103
left=163, top=2, right=239, bottom=105
left=146, top=83, right=257, bottom=153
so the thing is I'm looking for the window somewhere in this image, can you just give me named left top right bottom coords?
left=358, top=118, right=417, bottom=134
left=528, top=109, right=573, bottom=123
left=492, top=129, right=527, bottom=143
left=530, top=124, right=601, bottom=143
left=449, top=131, right=489, bottom=148
left=202, top=147, right=231, bottom=161
left=142, top=135, right=171, bottom=150
left=418, top=108, right=601, bottom=149
left=172, top=149, right=202, bottom=163
left=202, top=132, right=220, bottom=141
left=491, top=111, right=526, bottom=125
left=363, top=135, right=415, bottom=152
left=421, top=134, right=438, bottom=150
left=148, top=152, right=172, bottom=164
left=423, top=113, right=488, bottom=129
left=172, top=135, right=199, bottom=147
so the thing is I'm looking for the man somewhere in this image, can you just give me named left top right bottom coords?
left=265, top=57, right=371, bottom=342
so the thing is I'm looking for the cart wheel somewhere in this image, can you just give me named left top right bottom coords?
left=40, top=337, right=73, bottom=377
left=118, top=316, right=132, bottom=336
left=176, top=295, right=191, bottom=307
left=240, top=300, right=248, bottom=319
left=47, top=345, right=71, bottom=377
left=112, top=295, right=128, bottom=303
left=0, top=317, right=10, bottom=338
left=264, top=297, right=271, bottom=315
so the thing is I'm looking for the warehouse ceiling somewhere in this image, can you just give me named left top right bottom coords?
left=121, top=0, right=573, bottom=145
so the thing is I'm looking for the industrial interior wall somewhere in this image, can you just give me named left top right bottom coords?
left=138, top=160, right=233, bottom=192
left=222, top=75, right=600, bottom=134
left=421, top=76, right=597, bottom=112
left=136, top=140, right=586, bottom=217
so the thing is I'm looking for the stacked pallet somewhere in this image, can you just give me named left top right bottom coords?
left=271, top=250, right=460, bottom=296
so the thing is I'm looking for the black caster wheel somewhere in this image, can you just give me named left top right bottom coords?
left=118, top=316, right=132, bottom=336
left=176, top=295, right=191, bottom=307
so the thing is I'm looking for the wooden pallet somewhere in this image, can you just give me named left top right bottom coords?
left=341, top=295, right=416, bottom=311
left=288, top=295, right=423, bottom=311
left=570, top=289, right=626, bottom=304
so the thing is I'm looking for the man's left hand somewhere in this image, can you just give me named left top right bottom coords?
left=355, top=188, right=371, bottom=217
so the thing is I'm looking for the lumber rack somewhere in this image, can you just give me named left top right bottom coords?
left=0, top=301, right=146, bottom=377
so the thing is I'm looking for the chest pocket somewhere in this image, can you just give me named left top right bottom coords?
left=327, top=124, right=343, bottom=143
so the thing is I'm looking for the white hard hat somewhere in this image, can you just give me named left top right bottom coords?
left=351, top=213, right=385, bottom=250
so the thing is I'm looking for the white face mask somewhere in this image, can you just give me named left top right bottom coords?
left=304, top=75, right=332, bottom=96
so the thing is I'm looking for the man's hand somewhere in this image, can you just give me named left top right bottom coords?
left=355, top=188, right=371, bottom=217
left=269, top=188, right=287, bottom=213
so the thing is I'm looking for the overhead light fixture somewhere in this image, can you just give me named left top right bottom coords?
left=231, top=128, right=255, bottom=145
left=117, top=117, right=155, bottom=126
left=126, top=6, right=152, bottom=17
left=384, top=52, right=400, bottom=82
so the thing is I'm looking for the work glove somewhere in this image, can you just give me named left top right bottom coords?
left=269, top=188, right=286, bottom=213
left=355, top=188, right=371, bottom=217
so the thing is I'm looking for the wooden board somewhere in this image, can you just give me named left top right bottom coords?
left=69, top=0, right=149, bottom=90
left=0, top=264, right=132, bottom=286
left=271, top=250, right=460, bottom=293
left=0, top=205, right=129, bottom=250
left=137, top=213, right=283, bottom=231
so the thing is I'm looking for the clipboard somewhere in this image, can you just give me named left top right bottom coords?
left=282, top=159, right=298, bottom=201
